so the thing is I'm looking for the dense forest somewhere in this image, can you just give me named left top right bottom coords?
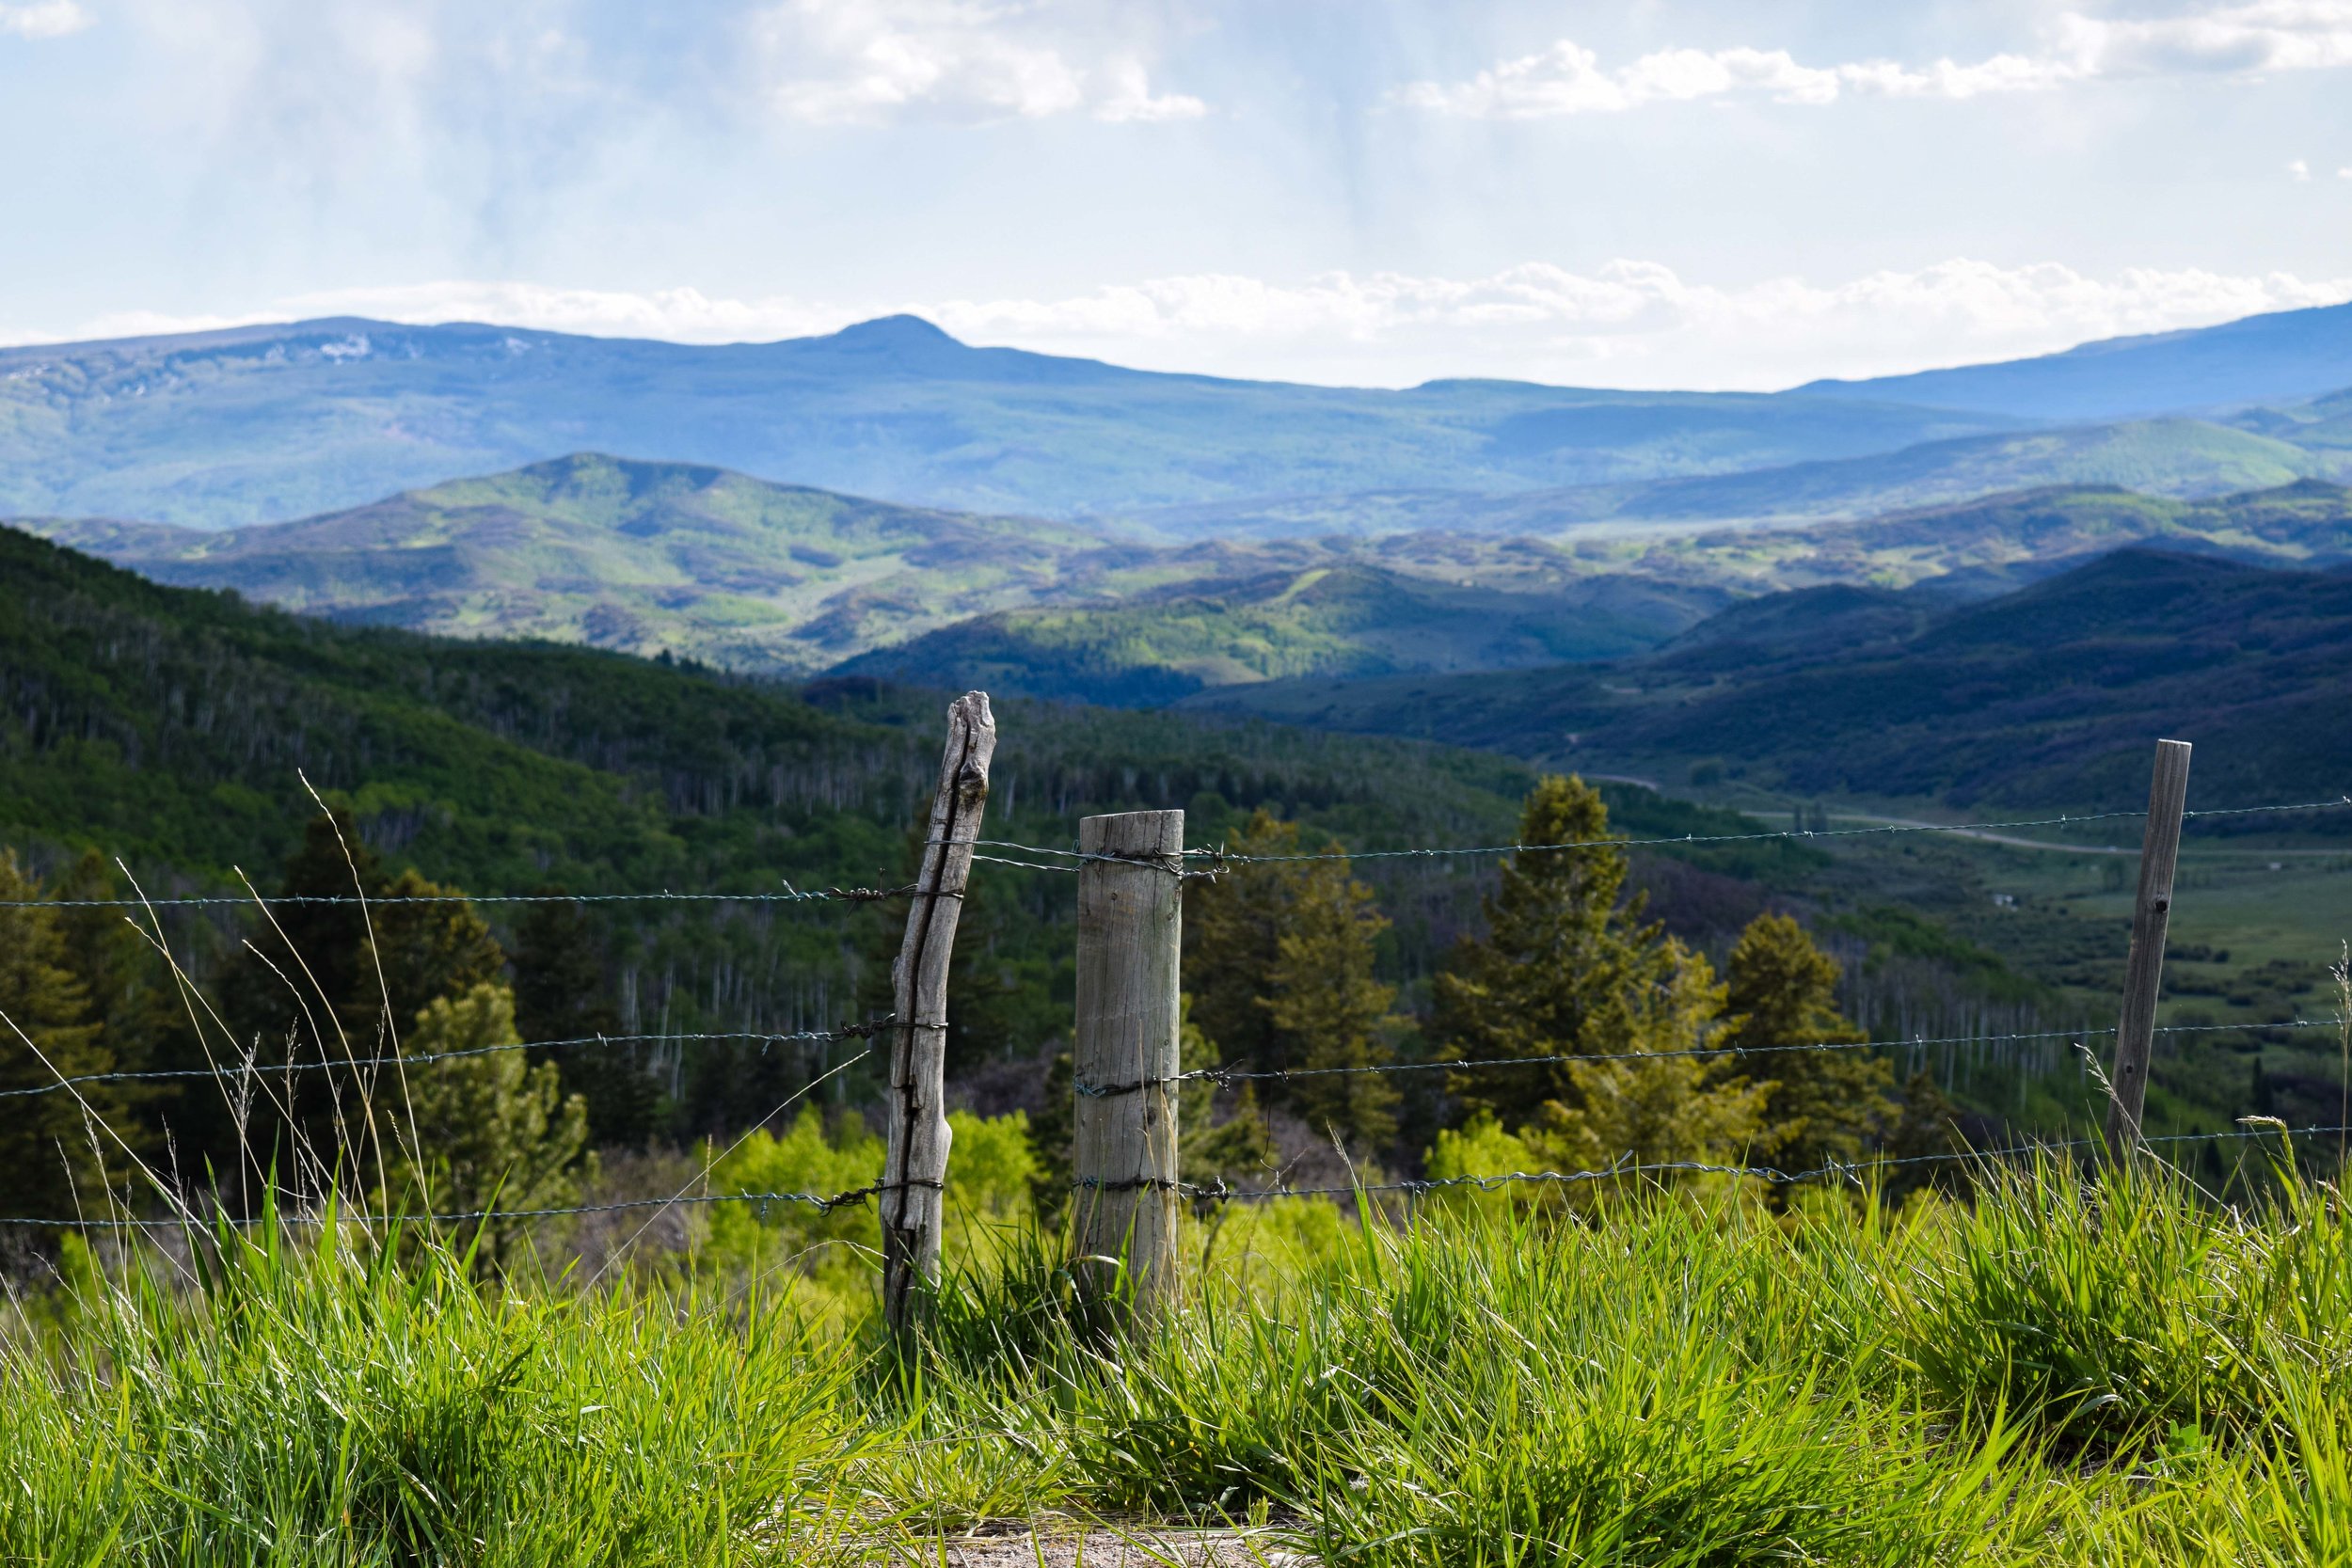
left=2, top=525, right=2329, bottom=1231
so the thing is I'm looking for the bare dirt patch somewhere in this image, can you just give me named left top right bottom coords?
left=872, top=1521, right=1312, bottom=1566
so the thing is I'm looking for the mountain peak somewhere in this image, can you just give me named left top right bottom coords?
left=814, top=314, right=963, bottom=353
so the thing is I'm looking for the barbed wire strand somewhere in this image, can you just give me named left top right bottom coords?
left=945, top=794, right=2352, bottom=874
left=0, top=1021, right=894, bottom=1103
left=1144, top=1119, right=2352, bottom=1205
left=0, top=883, right=921, bottom=911
left=1074, top=1018, right=2342, bottom=1096
left=12, top=795, right=2343, bottom=910
left=9, top=1118, right=2342, bottom=1230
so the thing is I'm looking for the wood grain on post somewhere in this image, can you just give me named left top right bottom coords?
left=1072, top=809, right=1184, bottom=1320
left=881, top=690, right=996, bottom=1335
left=2106, top=738, right=2192, bottom=1152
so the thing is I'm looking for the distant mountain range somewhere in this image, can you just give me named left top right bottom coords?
left=1796, top=300, right=2352, bottom=421
left=0, top=315, right=2018, bottom=530
left=1179, top=548, right=2352, bottom=813
left=6, top=300, right=2350, bottom=533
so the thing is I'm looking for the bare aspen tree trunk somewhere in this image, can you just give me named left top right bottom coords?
left=881, top=691, right=995, bottom=1335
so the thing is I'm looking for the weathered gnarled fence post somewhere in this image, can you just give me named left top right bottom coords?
left=881, top=691, right=995, bottom=1335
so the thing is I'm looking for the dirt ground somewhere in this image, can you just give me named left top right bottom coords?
left=873, top=1521, right=1312, bottom=1566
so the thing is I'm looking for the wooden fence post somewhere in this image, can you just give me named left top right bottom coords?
left=881, top=691, right=996, bottom=1336
left=2106, top=738, right=2192, bottom=1152
left=1072, top=809, right=1184, bottom=1321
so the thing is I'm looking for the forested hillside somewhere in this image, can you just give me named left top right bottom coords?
left=18, top=453, right=1724, bottom=678
left=832, top=564, right=1729, bottom=705
left=0, top=521, right=1549, bottom=1165
left=1185, top=548, right=2352, bottom=813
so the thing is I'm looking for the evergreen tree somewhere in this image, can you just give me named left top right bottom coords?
left=376, top=982, right=591, bottom=1269
left=1520, top=942, right=1771, bottom=1180
left=1722, top=913, right=1893, bottom=1171
left=511, top=894, right=653, bottom=1148
left=1434, top=775, right=1682, bottom=1114
left=1434, top=776, right=1776, bottom=1176
left=0, top=852, right=136, bottom=1229
left=370, top=867, right=507, bottom=1036
left=1027, top=1049, right=1075, bottom=1221
left=1184, top=810, right=1306, bottom=1079
left=221, top=808, right=388, bottom=1056
left=1880, top=1068, right=1963, bottom=1204
left=1177, top=999, right=1275, bottom=1192
left=1260, top=853, right=1402, bottom=1151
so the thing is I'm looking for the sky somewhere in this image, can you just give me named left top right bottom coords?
left=3, top=0, right=2350, bottom=389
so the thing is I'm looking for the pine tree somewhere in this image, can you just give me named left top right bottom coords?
left=1261, top=853, right=1402, bottom=1151
left=1435, top=775, right=1682, bottom=1114
left=1880, top=1068, right=1963, bottom=1204
left=222, top=809, right=388, bottom=1057
left=1519, top=941, right=1772, bottom=1180
left=1434, top=776, right=1775, bottom=1178
left=376, top=982, right=590, bottom=1269
left=1722, top=913, right=1892, bottom=1171
left=370, top=867, right=506, bottom=1035
left=0, top=852, right=135, bottom=1229
left=1177, top=998, right=1275, bottom=1191
left=1184, top=810, right=1307, bottom=1079
left=511, top=894, right=652, bottom=1149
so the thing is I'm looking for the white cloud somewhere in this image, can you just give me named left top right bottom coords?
left=1400, top=2, right=2352, bottom=119
left=29, top=260, right=2344, bottom=394
left=754, top=0, right=1200, bottom=125
left=2290, top=157, right=2313, bottom=179
left=0, top=0, right=92, bottom=39
left=2075, top=1, right=2352, bottom=76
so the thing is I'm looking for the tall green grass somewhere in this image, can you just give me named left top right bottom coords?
left=9, top=1155, right=2352, bottom=1564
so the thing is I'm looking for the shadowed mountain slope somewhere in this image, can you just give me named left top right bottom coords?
left=830, top=564, right=1732, bottom=705
left=1180, top=548, right=2352, bottom=811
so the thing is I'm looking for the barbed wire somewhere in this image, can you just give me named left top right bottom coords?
left=0, top=1021, right=894, bottom=1103
left=1157, top=1119, right=2352, bottom=1205
left=0, top=883, right=920, bottom=911
left=1073, top=1018, right=2343, bottom=1097
left=11, top=794, right=2341, bottom=911
left=14, top=1119, right=2343, bottom=1230
left=945, top=795, right=2352, bottom=876
left=0, top=1180, right=902, bottom=1231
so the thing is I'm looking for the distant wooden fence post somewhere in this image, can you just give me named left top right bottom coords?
left=2106, top=738, right=2193, bottom=1153
left=881, top=691, right=996, bottom=1336
left=1072, top=809, right=1184, bottom=1321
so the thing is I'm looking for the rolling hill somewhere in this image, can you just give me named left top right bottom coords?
left=19, top=453, right=1740, bottom=676
left=20, top=453, right=1120, bottom=673
left=1141, top=419, right=2350, bottom=540
left=830, top=565, right=1732, bottom=705
left=1180, top=548, right=2352, bottom=813
left=0, top=315, right=2019, bottom=530
left=28, top=457, right=2352, bottom=688
left=1579, top=479, right=2352, bottom=594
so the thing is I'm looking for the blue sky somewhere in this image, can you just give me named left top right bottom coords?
left=3, top=0, right=2349, bottom=388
